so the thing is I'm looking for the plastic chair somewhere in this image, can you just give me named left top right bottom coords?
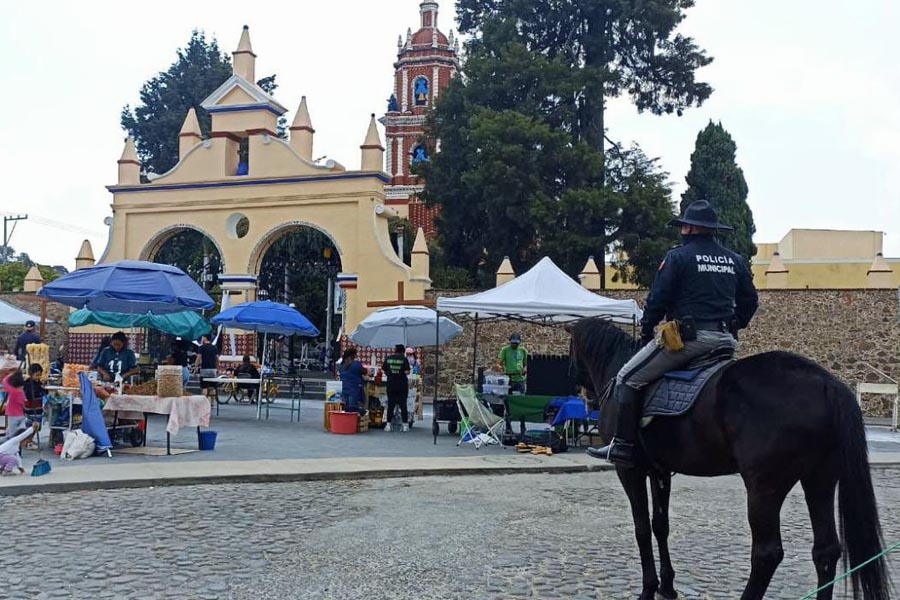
left=455, top=384, right=505, bottom=450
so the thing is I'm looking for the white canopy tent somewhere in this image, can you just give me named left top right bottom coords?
left=429, top=258, right=643, bottom=441
left=0, top=298, right=48, bottom=326
left=437, top=257, right=642, bottom=324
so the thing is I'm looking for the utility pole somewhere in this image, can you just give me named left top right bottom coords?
left=2, top=214, right=27, bottom=263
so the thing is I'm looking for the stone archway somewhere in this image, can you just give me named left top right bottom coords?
left=251, top=222, right=343, bottom=336
left=140, top=225, right=225, bottom=293
left=248, top=220, right=344, bottom=276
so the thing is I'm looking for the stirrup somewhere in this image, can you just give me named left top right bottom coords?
left=607, top=439, right=636, bottom=468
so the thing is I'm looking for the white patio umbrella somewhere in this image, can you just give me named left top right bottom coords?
left=350, top=306, right=463, bottom=348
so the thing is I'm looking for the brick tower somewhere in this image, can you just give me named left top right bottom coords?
left=381, top=1, right=460, bottom=234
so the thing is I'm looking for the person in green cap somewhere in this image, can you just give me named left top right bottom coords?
left=496, top=333, right=528, bottom=393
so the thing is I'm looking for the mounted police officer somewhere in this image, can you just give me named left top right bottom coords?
left=588, top=200, right=759, bottom=468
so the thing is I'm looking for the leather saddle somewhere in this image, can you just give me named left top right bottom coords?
left=641, top=347, right=735, bottom=423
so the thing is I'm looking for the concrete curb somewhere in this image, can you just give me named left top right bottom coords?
left=0, top=464, right=614, bottom=497
left=0, top=456, right=615, bottom=497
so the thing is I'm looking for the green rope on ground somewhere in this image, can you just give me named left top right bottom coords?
left=799, top=539, right=900, bottom=599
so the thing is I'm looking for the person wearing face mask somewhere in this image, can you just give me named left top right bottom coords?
left=588, top=200, right=758, bottom=468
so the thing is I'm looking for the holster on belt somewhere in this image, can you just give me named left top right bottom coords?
left=659, top=321, right=685, bottom=352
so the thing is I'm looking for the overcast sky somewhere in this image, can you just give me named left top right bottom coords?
left=2, top=1, right=898, bottom=270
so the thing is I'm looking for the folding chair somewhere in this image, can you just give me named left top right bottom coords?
left=235, top=372, right=258, bottom=403
left=455, top=384, right=505, bottom=450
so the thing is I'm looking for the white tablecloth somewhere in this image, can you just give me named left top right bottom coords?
left=105, top=395, right=211, bottom=435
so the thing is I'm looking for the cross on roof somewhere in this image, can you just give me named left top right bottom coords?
left=366, top=282, right=434, bottom=309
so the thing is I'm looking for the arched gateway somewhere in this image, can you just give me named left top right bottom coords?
left=96, top=26, right=431, bottom=333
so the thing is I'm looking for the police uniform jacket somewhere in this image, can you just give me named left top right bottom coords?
left=641, top=235, right=759, bottom=340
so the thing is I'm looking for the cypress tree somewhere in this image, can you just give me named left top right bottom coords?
left=681, top=122, right=757, bottom=260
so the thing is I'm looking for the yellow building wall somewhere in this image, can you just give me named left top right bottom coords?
left=211, top=111, right=278, bottom=135
left=105, top=174, right=420, bottom=330
left=607, top=257, right=899, bottom=291
left=755, top=243, right=778, bottom=261
left=779, top=229, right=883, bottom=260
left=752, top=261, right=900, bottom=289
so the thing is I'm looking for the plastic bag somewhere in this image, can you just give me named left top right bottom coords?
left=62, top=430, right=96, bottom=460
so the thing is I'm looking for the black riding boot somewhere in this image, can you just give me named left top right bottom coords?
left=586, top=385, right=640, bottom=468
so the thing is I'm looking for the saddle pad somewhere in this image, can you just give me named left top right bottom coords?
left=642, top=360, right=733, bottom=419
left=663, top=370, right=700, bottom=382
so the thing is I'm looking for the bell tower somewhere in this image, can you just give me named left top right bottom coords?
left=381, top=1, right=460, bottom=234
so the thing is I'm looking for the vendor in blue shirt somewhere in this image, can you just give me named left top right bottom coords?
left=93, top=332, right=139, bottom=383
left=339, top=347, right=367, bottom=415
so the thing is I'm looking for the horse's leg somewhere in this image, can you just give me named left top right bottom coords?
left=801, top=464, right=841, bottom=599
left=618, top=467, right=659, bottom=600
left=740, top=481, right=792, bottom=600
left=650, top=472, right=677, bottom=599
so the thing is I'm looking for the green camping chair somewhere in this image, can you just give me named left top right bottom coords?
left=455, top=384, right=505, bottom=450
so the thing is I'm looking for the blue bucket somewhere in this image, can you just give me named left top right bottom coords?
left=198, top=430, right=218, bottom=451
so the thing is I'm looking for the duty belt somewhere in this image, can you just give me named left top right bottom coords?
left=695, top=320, right=730, bottom=333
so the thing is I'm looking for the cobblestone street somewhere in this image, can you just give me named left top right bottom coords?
left=3, top=469, right=899, bottom=599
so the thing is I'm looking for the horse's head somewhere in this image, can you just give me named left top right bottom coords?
left=568, top=318, right=639, bottom=398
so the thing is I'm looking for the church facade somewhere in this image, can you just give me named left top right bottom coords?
left=89, top=25, right=432, bottom=334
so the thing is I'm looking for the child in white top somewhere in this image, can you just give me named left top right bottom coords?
left=0, top=422, right=38, bottom=475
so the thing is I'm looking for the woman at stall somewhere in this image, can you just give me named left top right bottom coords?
left=90, top=336, right=112, bottom=370
left=339, top=348, right=367, bottom=415
left=95, top=332, right=139, bottom=383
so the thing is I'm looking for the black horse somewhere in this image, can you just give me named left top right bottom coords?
left=569, top=318, right=890, bottom=600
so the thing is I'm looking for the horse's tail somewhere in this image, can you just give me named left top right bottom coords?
left=832, top=378, right=891, bottom=599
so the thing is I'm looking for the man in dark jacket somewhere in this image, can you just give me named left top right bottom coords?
left=14, top=321, right=41, bottom=362
left=589, top=200, right=759, bottom=468
left=382, top=344, right=411, bottom=431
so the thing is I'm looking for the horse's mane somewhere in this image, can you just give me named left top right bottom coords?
left=570, top=318, right=639, bottom=389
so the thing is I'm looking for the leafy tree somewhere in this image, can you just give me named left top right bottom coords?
left=427, top=240, right=477, bottom=290
left=420, top=6, right=693, bottom=286
left=680, top=122, right=756, bottom=260
left=455, top=1, right=713, bottom=153
left=0, top=262, right=60, bottom=292
left=608, top=147, right=680, bottom=287
left=122, top=31, right=286, bottom=177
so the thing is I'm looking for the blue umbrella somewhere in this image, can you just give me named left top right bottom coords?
left=211, top=301, right=319, bottom=418
left=38, top=260, right=214, bottom=315
left=211, top=301, right=319, bottom=337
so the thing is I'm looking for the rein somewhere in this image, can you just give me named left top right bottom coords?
left=596, top=378, right=615, bottom=413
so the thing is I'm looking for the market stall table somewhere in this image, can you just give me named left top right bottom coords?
left=203, top=378, right=263, bottom=416
left=104, top=394, right=211, bottom=455
left=548, top=396, right=588, bottom=447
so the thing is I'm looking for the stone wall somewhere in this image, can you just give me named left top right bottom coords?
left=424, top=289, right=900, bottom=417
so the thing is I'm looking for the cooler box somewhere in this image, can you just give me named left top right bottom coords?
left=483, top=384, right=510, bottom=395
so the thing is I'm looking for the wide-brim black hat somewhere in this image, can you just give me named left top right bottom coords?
left=669, top=200, right=733, bottom=231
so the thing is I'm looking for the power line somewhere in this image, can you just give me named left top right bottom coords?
left=0, top=213, right=104, bottom=238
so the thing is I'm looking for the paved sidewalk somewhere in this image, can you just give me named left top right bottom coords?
left=2, top=397, right=896, bottom=496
